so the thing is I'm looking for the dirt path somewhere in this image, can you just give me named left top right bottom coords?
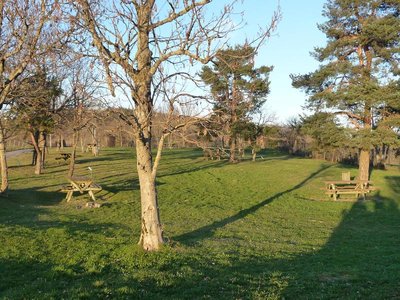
left=5, top=149, right=32, bottom=158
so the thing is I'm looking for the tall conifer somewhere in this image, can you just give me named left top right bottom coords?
left=292, top=0, right=400, bottom=180
left=201, top=44, right=272, bottom=162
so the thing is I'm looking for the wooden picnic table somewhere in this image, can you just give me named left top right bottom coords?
left=324, top=180, right=374, bottom=201
left=55, top=152, right=71, bottom=161
left=61, top=176, right=102, bottom=202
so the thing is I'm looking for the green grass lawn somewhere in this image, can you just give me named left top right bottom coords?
left=1, top=148, right=399, bottom=299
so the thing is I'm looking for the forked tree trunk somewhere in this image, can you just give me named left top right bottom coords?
left=358, top=148, right=370, bottom=181
left=136, top=112, right=163, bottom=244
left=0, top=123, right=8, bottom=193
left=132, top=6, right=165, bottom=250
left=136, top=131, right=163, bottom=251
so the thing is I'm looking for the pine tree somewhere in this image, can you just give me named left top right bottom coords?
left=291, top=0, right=400, bottom=180
left=201, top=44, right=272, bottom=162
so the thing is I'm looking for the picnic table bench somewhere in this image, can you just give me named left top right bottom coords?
left=55, top=152, right=71, bottom=161
left=324, top=180, right=375, bottom=201
left=60, top=176, right=102, bottom=202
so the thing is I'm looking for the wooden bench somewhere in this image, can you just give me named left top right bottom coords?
left=324, top=180, right=375, bottom=201
left=60, top=177, right=102, bottom=202
left=55, top=153, right=71, bottom=161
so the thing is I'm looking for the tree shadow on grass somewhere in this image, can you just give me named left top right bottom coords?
left=0, top=256, right=166, bottom=299
left=281, top=196, right=400, bottom=298
left=159, top=160, right=228, bottom=179
left=175, top=163, right=333, bottom=245
left=0, top=188, right=131, bottom=233
left=1, top=187, right=63, bottom=207
left=99, top=179, right=166, bottom=201
left=75, top=153, right=132, bottom=165
left=385, top=175, right=400, bottom=194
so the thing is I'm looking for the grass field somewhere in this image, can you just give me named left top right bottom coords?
left=1, top=148, right=399, bottom=299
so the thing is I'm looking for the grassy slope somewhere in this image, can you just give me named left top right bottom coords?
left=0, top=148, right=399, bottom=299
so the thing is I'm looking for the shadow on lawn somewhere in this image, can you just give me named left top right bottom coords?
left=280, top=194, right=400, bottom=298
left=159, top=160, right=228, bottom=179
left=0, top=188, right=130, bottom=231
left=175, top=163, right=333, bottom=244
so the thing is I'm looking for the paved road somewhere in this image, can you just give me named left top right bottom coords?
left=5, top=149, right=32, bottom=158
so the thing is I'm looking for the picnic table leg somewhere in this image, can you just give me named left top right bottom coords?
left=88, top=190, right=96, bottom=201
left=333, top=191, right=337, bottom=201
left=66, top=191, right=73, bottom=202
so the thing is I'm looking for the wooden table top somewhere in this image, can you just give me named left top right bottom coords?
left=324, top=180, right=372, bottom=184
left=69, top=176, right=92, bottom=182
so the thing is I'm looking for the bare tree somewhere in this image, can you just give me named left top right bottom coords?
left=57, top=58, right=102, bottom=177
left=74, top=0, right=279, bottom=250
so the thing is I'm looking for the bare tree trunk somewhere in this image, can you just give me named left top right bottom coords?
left=119, top=127, right=123, bottom=147
left=60, top=134, right=64, bottom=150
left=80, top=132, right=84, bottom=153
left=31, top=130, right=39, bottom=166
left=136, top=132, right=163, bottom=251
left=34, top=130, right=45, bottom=175
left=386, top=146, right=391, bottom=165
left=292, top=138, right=298, bottom=154
left=167, top=134, right=173, bottom=149
left=377, top=145, right=389, bottom=169
left=358, top=148, right=370, bottom=181
left=41, top=131, right=46, bottom=168
left=252, top=148, right=257, bottom=161
left=0, top=121, right=8, bottom=193
left=68, top=132, right=78, bottom=178
left=57, top=134, right=61, bottom=152
left=92, top=127, right=97, bottom=144
left=29, top=131, right=40, bottom=171
left=229, top=137, right=236, bottom=162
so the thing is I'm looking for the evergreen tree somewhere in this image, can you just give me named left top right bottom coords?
left=201, top=44, right=272, bottom=162
left=291, top=0, right=400, bottom=180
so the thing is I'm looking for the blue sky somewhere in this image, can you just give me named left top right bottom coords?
left=233, top=0, right=328, bottom=123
